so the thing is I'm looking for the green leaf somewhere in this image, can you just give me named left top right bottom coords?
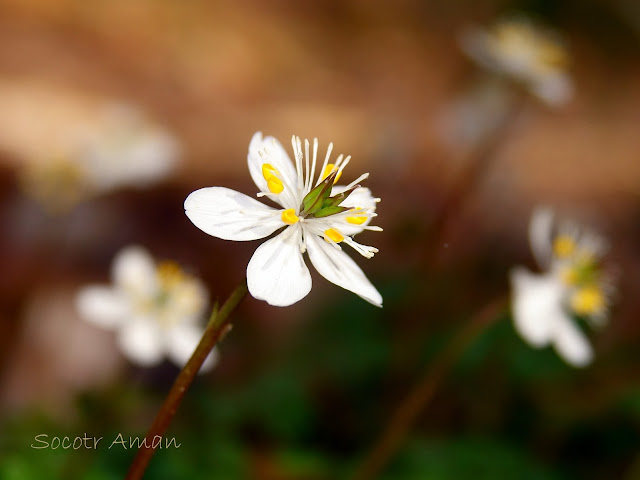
left=311, top=205, right=350, bottom=218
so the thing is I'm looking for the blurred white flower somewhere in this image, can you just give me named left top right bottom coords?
left=20, top=103, right=180, bottom=212
left=461, top=17, right=573, bottom=106
left=76, top=246, right=217, bottom=372
left=78, top=104, right=180, bottom=192
left=510, top=207, right=615, bottom=367
left=185, top=132, right=382, bottom=307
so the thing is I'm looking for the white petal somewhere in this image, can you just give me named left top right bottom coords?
left=75, top=286, right=129, bottom=329
left=528, top=207, right=554, bottom=269
left=246, top=225, right=312, bottom=306
left=551, top=317, right=593, bottom=367
left=113, top=246, right=158, bottom=298
left=247, top=132, right=300, bottom=208
left=330, top=186, right=379, bottom=236
left=117, top=317, right=165, bottom=366
left=530, top=73, right=573, bottom=107
left=306, top=234, right=382, bottom=307
left=185, top=187, right=283, bottom=241
left=510, top=267, right=566, bottom=347
left=165, top=323, right=219, bottom=373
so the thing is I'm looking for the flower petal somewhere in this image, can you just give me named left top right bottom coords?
left=331, top=185, right=379, bottom=236
left=528, top=206, right=554, bottom=269
left=113, top=246, right=158, bottom=298
left=185, top=186, right=283, bottom=241
left=165, top=323, right=219, bottom=373
left=75, top=286, right=129, bottom=329
left=247, top=132, right=300, bottom=209
left=117, top=317, right=165, bottom=366
left=551, top=316, right=593, bottom=367
left=306, top=234, right=382, bottom=307
left=510, top=267, right=565, bottom=347
left=246, top=225, right=312, bottom=306
left=530, top=73, right=573, bottom=107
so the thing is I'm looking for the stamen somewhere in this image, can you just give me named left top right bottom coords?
left=561, top=266, right=579, bottom=286
left=321, top=163, right=343, bottom=183
left=156, top=261, right=185, bottom=288
left=281, top=208, right=299, bottom=225
left=296, top=136, right=304, bottom=189
left=347, top=216, right=367, bottom=225
left=309, top=138, right=318, bottom=191
left=324, top=228, right=344, bottom=243
left=316, top=142, right=334, bottom=186
left=346, top=208, right=367, bottom=225
left=261, top=163, right=284, bottom=194
left=292, top=136, right=304, bottom=190
left=343, top=237, right=379, bottom=259
left=335, top=155, right=351, bottom=181
left=553, top=234, right=576, bottom=258
left=343, top=173, right=369, bottom=191
left=304, top=139, right=310, bottom=192
left=570, top=285, right=605, bottom=316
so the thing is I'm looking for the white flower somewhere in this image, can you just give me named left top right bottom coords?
left=184, top=132, right=383, bottom=307
left=20, top=103, right=180, bottom=212
left=510, top=207, right=614, bottom=367
left=460, top=17, right=573, bottom=106
left=76, top=246, right=217, bottom=372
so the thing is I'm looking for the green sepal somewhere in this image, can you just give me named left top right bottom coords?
left=311, top=205, right=350, bottom=218
left=301, top=171, right=336, bottom=216
left=320, top=185, right=358, bottom=209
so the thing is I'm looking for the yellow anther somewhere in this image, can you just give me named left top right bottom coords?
left=560, top=266, right=579, bottom=286
left=156, top=261, right=185, bottom=288
left=266, top=179, right=284, bottom=194
left=347, top=216, right=367, bottom=225
left=553, top=235, right=576, bottom=258
left=281, top=208, right=299, bottom=225
left=321, top=164, right=342, bottom=183
left=538, top=41, right=568, bottom=69
left=262, top=163, right=284, bottom=194
left=324, top=228, right=344, bottom=243
left=346, top=209, right=367, bottom=225
left=570, top=285, right=605, bottom=316
left=493, top=21, right=567, bottom=73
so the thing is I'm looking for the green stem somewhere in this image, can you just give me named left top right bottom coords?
left=125, top=280, right=248, bottom=480
left=351, top=297, right=508, bottom=480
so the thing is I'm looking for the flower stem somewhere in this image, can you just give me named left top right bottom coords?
left=125, top=280, right=248, bottom=480
left=424, top=93, right=526, bottom=268
left=351, top=297, right=508, bottom=480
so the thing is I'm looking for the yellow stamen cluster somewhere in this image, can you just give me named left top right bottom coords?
left=156, top=261, right=186, bottom=289
left=560, top=266, right=579, bottom=286
left=553, top=234, right=608, bottom=318
left=281, top=208, right=299, bottom=225
left=20, top=156, right=88, bottom=212
left=324, top=228, right=344, bottom=244
left=262, top=163, right=284, bottom=194
left=553, top=235, right=576, bottom=258
left=493, top=20, right=568, bottom=74
left=570, top=285, right=605, bottom=316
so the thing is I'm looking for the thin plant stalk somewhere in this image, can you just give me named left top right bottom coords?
left=125, top=280, right=248, bottom=480
left=424, top=93, right=527, bottom=268
left=352, top=297, right=508, bottom=480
